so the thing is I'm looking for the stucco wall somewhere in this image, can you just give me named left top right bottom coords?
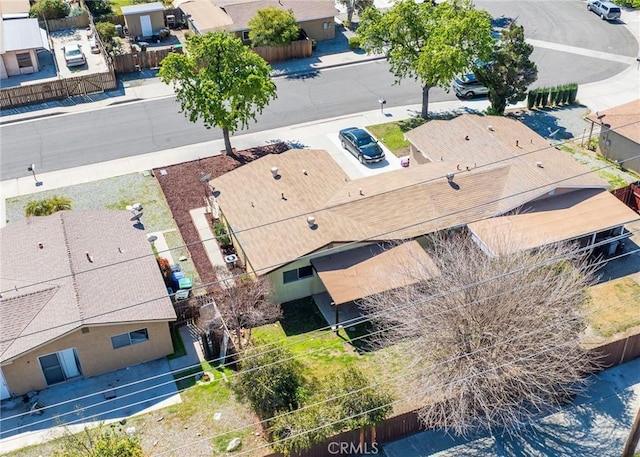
left=268, top=242, right=373, bottom=303
left=298, top=18, right=335, bottom=42
left=1, top=49, right=39, bottom=77
left=599, top=129, right=640, bottom=176
left=124, top=11, right=165, bottom=39
left=1, top=321, right=173, bottom=396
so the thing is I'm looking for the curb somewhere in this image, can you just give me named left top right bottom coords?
left=270, top=55, right=386, bottom=79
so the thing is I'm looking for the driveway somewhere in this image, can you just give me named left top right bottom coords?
left=0, top=358, right=180, bottom=453
left=382, top=358, right=640, bottom=457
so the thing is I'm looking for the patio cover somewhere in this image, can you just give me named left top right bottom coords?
left=468, top=189, right=640, bottom=256
left=310, top=241, right=439, bottom=305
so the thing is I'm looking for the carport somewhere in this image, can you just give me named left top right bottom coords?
left=310, top=241, right=439, bottom=326
left=468, top=189, right=640, bottom=256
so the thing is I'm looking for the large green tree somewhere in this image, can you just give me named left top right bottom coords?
left=357, top=0, right=493, bottom=118
left=474, top=21, right=538, bottom=115
left=248, top=7, right=299, bottom=47
left=158, top=32, right=277, bottom=158
left=234, top=346, right=306, bottom=420
left=30, top=0, right=68, bottom=20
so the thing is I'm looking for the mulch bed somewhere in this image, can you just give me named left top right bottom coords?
left=154, top=143, right=289, bottom=295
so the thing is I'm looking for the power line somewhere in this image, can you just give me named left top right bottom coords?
left=2, top=152, right=638, bottom=350
left=2, top=245, right=636, bottom=438
left=149, top=293, right=640, bottom=456
left=3, top=118, right=639, bottom=296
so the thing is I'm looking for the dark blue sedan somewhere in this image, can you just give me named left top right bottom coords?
left=339, top=127, right=386, bottom=164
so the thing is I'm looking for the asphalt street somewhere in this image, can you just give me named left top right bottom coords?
left=0, top=0, right=637, bottom=181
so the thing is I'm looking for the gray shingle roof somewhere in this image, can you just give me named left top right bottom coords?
left=0, top=211, right=176, bottom=362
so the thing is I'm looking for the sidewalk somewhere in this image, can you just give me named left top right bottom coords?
left=1, top=10, right=638, bottom=201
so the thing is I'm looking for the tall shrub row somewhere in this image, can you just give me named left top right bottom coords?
left=527, top=83, right=578, bottom=109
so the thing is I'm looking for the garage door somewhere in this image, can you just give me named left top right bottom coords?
left=0, top=368, right=10, bottom=400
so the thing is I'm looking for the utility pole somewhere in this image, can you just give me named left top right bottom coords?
left=623, top=407, right=640, bottom=457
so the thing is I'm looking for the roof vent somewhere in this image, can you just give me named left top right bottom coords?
left=271, top=166, right=279, bottom=178
left=86, top=252, right=94, bottom=263
left=536, top=161, right=544, bottom=168
left=38, top=242, right=43, bottom=249
left=446, top=172, right=455, bottom=182
left=302, top=169, right=308, bottom=175
left=359, top=188, right=364, bottom=196
left=307, top=215, right=316, bottom=228
left=487, top=125, right=494, bottom=131
left=464, top=135, right=469, bottom=141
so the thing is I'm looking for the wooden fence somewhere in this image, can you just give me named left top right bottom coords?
left=587, top=332, right=640, bottom=368
left=39, top=11, right=89, bottom=32
left=0, top=70, right=117, bottom=108
left=262, top=332, right=640, bottom=457
left=112, top=48, right=181, bottom=74
left=612, top=182, right=640, bottom=212
left=253, top=39, right=313, bottom=63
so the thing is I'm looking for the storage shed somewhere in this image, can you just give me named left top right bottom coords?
left=121, top=2, right=165, bottom=39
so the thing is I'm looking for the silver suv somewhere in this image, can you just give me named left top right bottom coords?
left=587, top=1, right=622, bottom=21
left=452, top=73, right=489, bottom=99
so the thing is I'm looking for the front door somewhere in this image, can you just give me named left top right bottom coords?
left=39, top=349, right=82, bottom=386
left=140, top=15, right=152, bottom=37
left=0, top=368, right=10, bottom=400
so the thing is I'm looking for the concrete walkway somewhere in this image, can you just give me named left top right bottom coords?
left=189, top=206, right=235, bottom=288
left=168, top=324, right=206, bottom=371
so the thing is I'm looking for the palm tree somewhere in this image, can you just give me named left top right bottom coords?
left=24, top=196, right=72, bottom=217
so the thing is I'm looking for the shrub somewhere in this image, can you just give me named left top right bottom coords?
left=30, top=0, right=67, bottom=19
left=96, top=21, right=116, bottom=43
left=348, top=36, right=361, bottom=49
left=85, top=0, right=113, bottom=18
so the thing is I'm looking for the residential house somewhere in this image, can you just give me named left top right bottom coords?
left=212, top=115, right=638, bottom=311
left=174, top=0, right=337, bottom=42
left=587, top=99, right=640, bottom=175
left=0, top=0, right=49, bottom=79
left=0, top=211, right=176, bottom=399
left=121, top=2, right=166, bottom=39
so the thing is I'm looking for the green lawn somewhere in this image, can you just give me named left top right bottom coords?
left=110, top=0, right=134, bottom=14
left=367, top=117, right=427, bottom=157
left=251, top=298, right=388, bottom=383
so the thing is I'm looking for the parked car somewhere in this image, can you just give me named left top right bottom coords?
left=452, top=73, right=489, bottom=99
left=338, top=127, right=385, bottom=164
left=63, top=44, right=86, bottom=67
left=587, top=0, right=621, bottom=21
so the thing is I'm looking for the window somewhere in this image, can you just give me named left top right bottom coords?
left=283, top=265, right=314, bottom=284
left=242, top=31, right=250, bottom=41
left=16, top=52, right=32, bottom=69
left=323, top=22, right=331, bottom=30
left=111, top=328, right=149, bottom=349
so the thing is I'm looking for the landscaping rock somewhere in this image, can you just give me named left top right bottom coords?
left=226, top=437, right=241, bottom=452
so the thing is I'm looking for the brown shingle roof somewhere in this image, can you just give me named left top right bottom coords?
left=214, top=115, right=608, bottom=275
left=586, top=99, right=640, bottom=144
left=0, top=211, right=176, bottom=362
left=219, top=0, right=338, bottom=31
left=174, top=0, right=336, bottom=34
left=468, top=189, right=640, bottom=255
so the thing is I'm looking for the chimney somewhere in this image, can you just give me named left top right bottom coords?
left=271, top=166, right=279, bottom=178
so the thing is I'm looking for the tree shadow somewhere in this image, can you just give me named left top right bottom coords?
left=284, top=70, right=320, bottom=80
left=514, top=105, right=590, bottom=142
left=279, top=297, right=327, bottom=336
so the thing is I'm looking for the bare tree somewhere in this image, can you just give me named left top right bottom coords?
left=361, top=232, right=598, bottom=436
left=201, top=267, right=281, bottom=350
